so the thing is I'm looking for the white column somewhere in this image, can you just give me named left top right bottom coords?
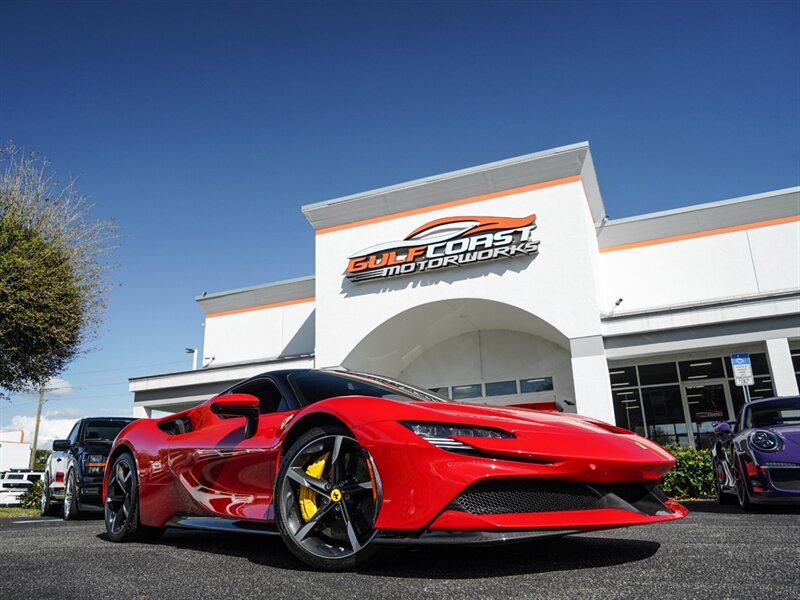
left=765, top=338, right=799, bottom=396
left=570, top=336, right=616, bottom=424
left=132, top=404, right=153, bottom=418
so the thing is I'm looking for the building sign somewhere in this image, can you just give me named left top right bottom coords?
left=345, top=215, right=540, bottom=282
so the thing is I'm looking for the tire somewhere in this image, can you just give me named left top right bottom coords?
left=735, top=461, right=753, bottom=511
left=40, top=474, right=58, bottom=517
left=62, top=470, right=80, bottom=520
left=713, top=459, right=735, bottom=505
left=275, top=425, right=382, bottom=571
left=105, top=452, right=164, bottom=542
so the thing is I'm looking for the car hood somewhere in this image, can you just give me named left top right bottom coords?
left=316, top=396, right=676, bottom=475
left=762, top=425, right=800, bottom=449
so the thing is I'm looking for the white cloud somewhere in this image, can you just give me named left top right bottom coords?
left=46, top=376, right=73, bottom=396
left=0, top=409, right=85, bottom=448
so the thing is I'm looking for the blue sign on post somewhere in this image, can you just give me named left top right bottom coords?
left=731, top=353, right=754, bottom=403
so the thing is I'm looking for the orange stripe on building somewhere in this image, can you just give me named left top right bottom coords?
left=316, top=174, right=582, bottom=235
left=206, top=296, right=315, bottom=319
left=599, top=215, right=800, bottom=253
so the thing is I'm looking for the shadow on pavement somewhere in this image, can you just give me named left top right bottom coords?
left=97, top=529, right=660, bottom=577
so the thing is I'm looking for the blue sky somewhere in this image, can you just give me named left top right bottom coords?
left=1, top=1, right=798, bottom=443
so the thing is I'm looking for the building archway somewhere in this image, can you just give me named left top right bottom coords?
left=341, top=299, right=575, bottom=407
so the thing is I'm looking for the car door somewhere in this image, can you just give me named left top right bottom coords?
left=50, top=421, right=80, bottom=491
left=167, top=376, right=298, bottom=521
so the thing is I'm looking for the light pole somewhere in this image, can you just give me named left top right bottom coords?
left=185, top=348, right=198, bottom=371
left=29, top=384, right=45, bottom=469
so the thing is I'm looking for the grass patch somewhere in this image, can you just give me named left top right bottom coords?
left=0, top=507, right=40, bottom=518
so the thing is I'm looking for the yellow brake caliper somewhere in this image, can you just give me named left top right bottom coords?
left=299, top=452, right=330, bottom=522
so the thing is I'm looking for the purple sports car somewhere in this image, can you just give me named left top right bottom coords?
left=712, top=396, right=800, bottom=509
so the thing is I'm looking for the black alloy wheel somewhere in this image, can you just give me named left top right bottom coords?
left=39, top=474, right=57, bottom=517
left=105, top=452, right=164, bottom=542
left=62, top=470, right=80, bottom=520
left=276, top=425, right=382, bottom=571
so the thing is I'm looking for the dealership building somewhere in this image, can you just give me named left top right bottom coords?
left=130, top=142, right=800, bottom=449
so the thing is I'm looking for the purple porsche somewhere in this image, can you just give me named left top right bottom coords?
left=712, top=396, right=800, bottom=509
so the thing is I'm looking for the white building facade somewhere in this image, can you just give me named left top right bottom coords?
left=130, top=143, right=800, bottom=449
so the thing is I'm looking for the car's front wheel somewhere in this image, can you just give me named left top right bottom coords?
left=735, top=461, right=753, bottom=511
left=105, top=452, right=164, bottom=542
left=275, top=425, right=382, bottom=571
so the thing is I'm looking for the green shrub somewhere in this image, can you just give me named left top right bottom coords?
left=20, top=479, right=43, bottom=509
left=660, top=444, right=715, bottom=499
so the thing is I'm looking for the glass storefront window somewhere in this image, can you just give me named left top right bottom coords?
left=685, top=383, right=728, bottom=449
left=609, top=366, right=638, bottom=388
left=678, top=358, right=725, bottom=381
left=641, top=386, right=690, bottom=447
left=638, top=363, right=679, bottom=386
left=612, top=389, right=644, bottom=437
left=430, top=386, right=450, bottom=399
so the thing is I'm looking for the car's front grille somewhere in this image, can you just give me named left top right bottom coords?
left=452, top=480, right=602, bottom=515
left=770, top=469, right=800, bottom=491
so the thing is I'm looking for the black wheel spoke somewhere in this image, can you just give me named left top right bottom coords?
left=294, top=501, right=334, bottom=543
left=330, top=435, right=345, bottom=483
left=342, top=480, right=373, bottom=496
left=287, top=467, right=328, bottom=495
left=112, top=507, right=124, bottom=531
left=339, top=501, right=362, bottom=553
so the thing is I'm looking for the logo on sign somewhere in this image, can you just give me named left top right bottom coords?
left=345, top=214, right=540, bottom=283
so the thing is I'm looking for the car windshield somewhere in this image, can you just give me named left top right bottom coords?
left=288, top=370, right=449, bottom=407
left=745, top=397, right=800, bottom=428
left=81, top=420, right=133, bottom=443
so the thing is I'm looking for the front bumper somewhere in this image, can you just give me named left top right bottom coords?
left=355, top=420, right=686, bottom=532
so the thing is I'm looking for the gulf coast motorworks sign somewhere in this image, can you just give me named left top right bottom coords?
left=345, top=214, right=540, bottom=283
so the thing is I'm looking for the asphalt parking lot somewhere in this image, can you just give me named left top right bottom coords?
left=1, top=502, right=798, bottom=600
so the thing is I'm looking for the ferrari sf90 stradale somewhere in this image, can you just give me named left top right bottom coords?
left=104, top=369, right=687, bottom=570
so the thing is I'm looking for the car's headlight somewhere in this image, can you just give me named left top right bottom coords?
left=83, top=454, right=107, bottom=474
left=401, top=422, right=514, bottom=453
left=750, top=430, right=782, bottom=452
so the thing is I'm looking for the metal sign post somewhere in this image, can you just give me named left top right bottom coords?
left=731, top=353, right=754, bottom=403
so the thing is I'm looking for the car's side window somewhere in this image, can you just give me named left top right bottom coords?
left=67, top=422, right=81, bottom=445
left=230, top=378, right=287, bottom=414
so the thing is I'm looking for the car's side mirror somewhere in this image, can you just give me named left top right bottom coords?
left=209, top=393, right=259, bottom=439
left=52, top=439, right=70, bottom=452
left=713, top=421, right=732, bottom=435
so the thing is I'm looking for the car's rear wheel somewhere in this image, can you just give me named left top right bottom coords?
left=39, top=474, right=58, bottom=517
left=105, top=452, right=164, bottom=542
left=713, top=459, right=735, bottom=505
left=275, top=425, right=382, bottom=571
left=62, top=470, right=80, bottom=520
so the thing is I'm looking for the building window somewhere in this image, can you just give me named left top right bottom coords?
left=519, top=377, right=554, bottom=393
left=452, top=384, right=483, bottom=400
left=485, top=380, right=518, bottom=396
left=638, top=363, right=679, bottom=386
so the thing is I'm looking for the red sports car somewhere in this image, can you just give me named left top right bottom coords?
left=103, top=369, right=687, bottom=570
